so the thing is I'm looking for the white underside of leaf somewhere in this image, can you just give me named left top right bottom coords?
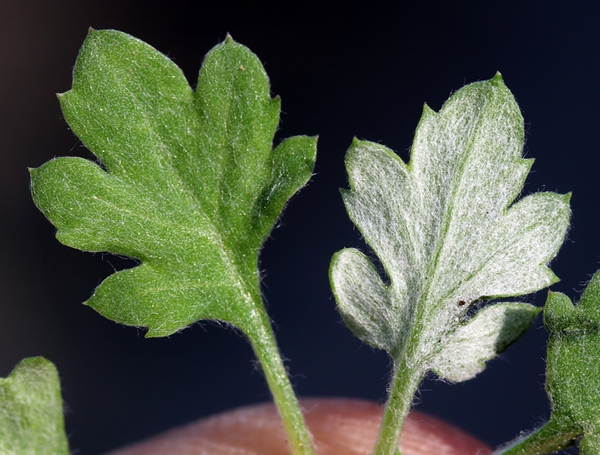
left=429, top=302, right=540, bottom=382
left=331, top=75, right=570, bottom=382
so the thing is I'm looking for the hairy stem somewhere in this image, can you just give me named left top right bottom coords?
left=245, top=302, right=315, bottom=455
left=492, top=419, right=579, bottom=455
left=373, top=356, right=424, bottom=455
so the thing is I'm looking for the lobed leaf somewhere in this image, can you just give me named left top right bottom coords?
left=0, top=357, right=69, bottom=455
left=543, top=270, right=600, bottom=454
left=30, top=30, right=316, bottom=337
left=331, top=74, right=570, bottom=381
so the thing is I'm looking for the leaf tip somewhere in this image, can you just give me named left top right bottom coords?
left=350, top=136, right=365, bottom=148
left=547, top=271, right=561, bottom=286
left=492, top=71, right=504, bottom=82
left=563, top=191, right=573, bottom=203
left=86, top=27, right=102, bottom=41
left=422, top=102, right=435, bottom=115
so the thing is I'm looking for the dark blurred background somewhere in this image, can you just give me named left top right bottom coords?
left=1, top=1, right=598, bottom=453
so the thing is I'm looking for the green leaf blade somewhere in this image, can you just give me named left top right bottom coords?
left=192, top=36, right=281, bottom=241
left=491, top=271, right=600, bottom=455
left=250, top=135, right=317, bottom=243
left=580, top=433, right=600, bottom=455
left=31, top=157, right=218, bottom=262
left=30, top=30, right=316, bottom=337
left=87, top=263, right=248, bottom=337
left=0, top=357, right=69, bottom=455
left=498, top=271, right=600, bottom=455
left=59, top=29, right=197, bottom=192
left=544, top=271, right=600, bottom=436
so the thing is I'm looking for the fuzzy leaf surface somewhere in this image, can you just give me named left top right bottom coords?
left=30, top=30, right=316, bottom=337
left=544, top=270, right=600, bottom=454
left=331, top=74, right=570, bottom=381
left=431, top=302, right=541, bottom=382
left=0, top=357, right=69, bottom=455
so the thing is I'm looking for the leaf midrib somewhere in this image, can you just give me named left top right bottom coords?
left=402, top=88, right=495, bottom=359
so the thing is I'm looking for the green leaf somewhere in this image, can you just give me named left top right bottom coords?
left=0, top=357, right=69, bottom=455
left=30, top=30, right=316, bottom=337
left=30, top=30, right=317, bottom=455
left=493, top=274, right=600, bottom=455
left=330, top=74, right=570, bottom=455
left=543, top=270, right=600, bottom=454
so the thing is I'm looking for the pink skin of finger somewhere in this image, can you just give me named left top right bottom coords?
left=106, top=398, right=492, bottom=455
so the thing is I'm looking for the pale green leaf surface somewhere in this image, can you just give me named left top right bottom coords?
left=431, top=302, right=541, bottom=382
left=543, top=270, right=600, bottom=454
left=30, top=30, right=316, bottom=337
left=331, top=75, right=570, bottom=381
left=330, top=248, right=395, bottom=352
left=0, top=357, right=69, bottom=455
left=495, top=273, right=600, bottom=455
left=580, top=433, right=600, bottom=455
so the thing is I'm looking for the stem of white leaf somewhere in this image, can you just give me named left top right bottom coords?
left=373, top=356, right=424, bottom=455
left=245, top=302, right=315, bottom=455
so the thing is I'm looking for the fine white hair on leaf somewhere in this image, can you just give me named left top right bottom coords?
left=330, top=74, right=571, bottom=383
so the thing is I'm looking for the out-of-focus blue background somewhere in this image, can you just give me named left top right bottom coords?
left=1, top=1, right=597, bottom=453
